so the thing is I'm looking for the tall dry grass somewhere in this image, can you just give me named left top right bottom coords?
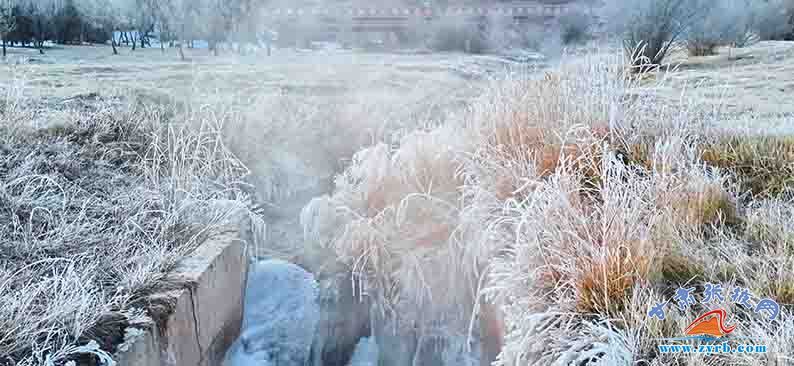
left=0, top=68, right=260, bottom=366
left=303, top=52, right=794, bottom=365
left=481, top=60, right=794, bottom=365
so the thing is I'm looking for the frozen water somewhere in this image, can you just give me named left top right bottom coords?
left=223, top=259, right=320, bottom=366
left=346, top=337, right=379, bottom=366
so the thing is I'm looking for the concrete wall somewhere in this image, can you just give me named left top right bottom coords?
left=115, top=207, right=253, bottom=366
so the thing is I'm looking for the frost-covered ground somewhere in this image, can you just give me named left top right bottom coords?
left=4, top=39, right=794, bottom=365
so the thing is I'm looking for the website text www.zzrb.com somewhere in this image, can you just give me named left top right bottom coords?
left=658, top=342, right=767, bottom=354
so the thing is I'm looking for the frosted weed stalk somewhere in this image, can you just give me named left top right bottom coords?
left=300, top=120, right=480, bottom=362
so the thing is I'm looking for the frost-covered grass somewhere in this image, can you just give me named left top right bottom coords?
left=1, top=45, right=481, bottom=366
left=303, top=51, right=794, bottom=365
left=0, top=73, right=258, bottom=365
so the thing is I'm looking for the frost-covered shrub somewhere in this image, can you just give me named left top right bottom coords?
left=430, top=18, right=489, bottom=53
left=607, top=0, right=709, bottom=70
left=559, top=10, right=593, bottom=45
left=756, top=0, right=794, bottom=40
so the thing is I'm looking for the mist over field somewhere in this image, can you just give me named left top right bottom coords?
left=1, top=0, right=794, bottom=365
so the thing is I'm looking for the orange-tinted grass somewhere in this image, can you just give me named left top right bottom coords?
left=770, top=281, right=794, bottom=306
left=577, top=253, right=651, bottom=316
left=670, top=182, right=741, bottom=232
left=700, top=135, right=794, bottom=198
left=487, top=122, right=613, bottom=200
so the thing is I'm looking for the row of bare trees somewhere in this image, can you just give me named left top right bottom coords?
left=0, top=0, right=270, bottom=59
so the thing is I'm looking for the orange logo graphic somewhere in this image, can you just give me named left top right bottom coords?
left=684, top=309, right=736, bottom=338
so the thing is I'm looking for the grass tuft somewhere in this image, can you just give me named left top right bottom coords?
left=701, top=135, right=794, bottom=198
left=656, top=253, right=705, bottom=288
left=303, top=51, right=794, bottom=366
left=577, top=253, right=650, bottom=316
left=0, top=89, right=257, bottom=365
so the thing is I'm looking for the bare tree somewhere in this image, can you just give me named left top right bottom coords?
left=155, top=0, right=273, bottom=59
left=135, top=0, right=158, bottom=48
left=0, top=0, right=15, bottom=57
left=197, top=0, right=258, bottom=56
left=558, top=9, right=593, bottom=45
left=722, top=0, right=763, bottom=48
left=160, top=0, right=197, bottom=60
left=23, top=0, right=54, bottom=54
left=685, top=0, right=750, bottom=55
left=756, top=0, right=794, bottom=40
left=146, top=0, right=170, bottom=52
left=78, top=0, right=127, bottom=55
left=121, top=0, right=156, bottom=50
left=685, top=0, right=794, bottom=54
left=230, top=0, right=260, bottom=54
left=199, top=0, right=229, bottom=56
